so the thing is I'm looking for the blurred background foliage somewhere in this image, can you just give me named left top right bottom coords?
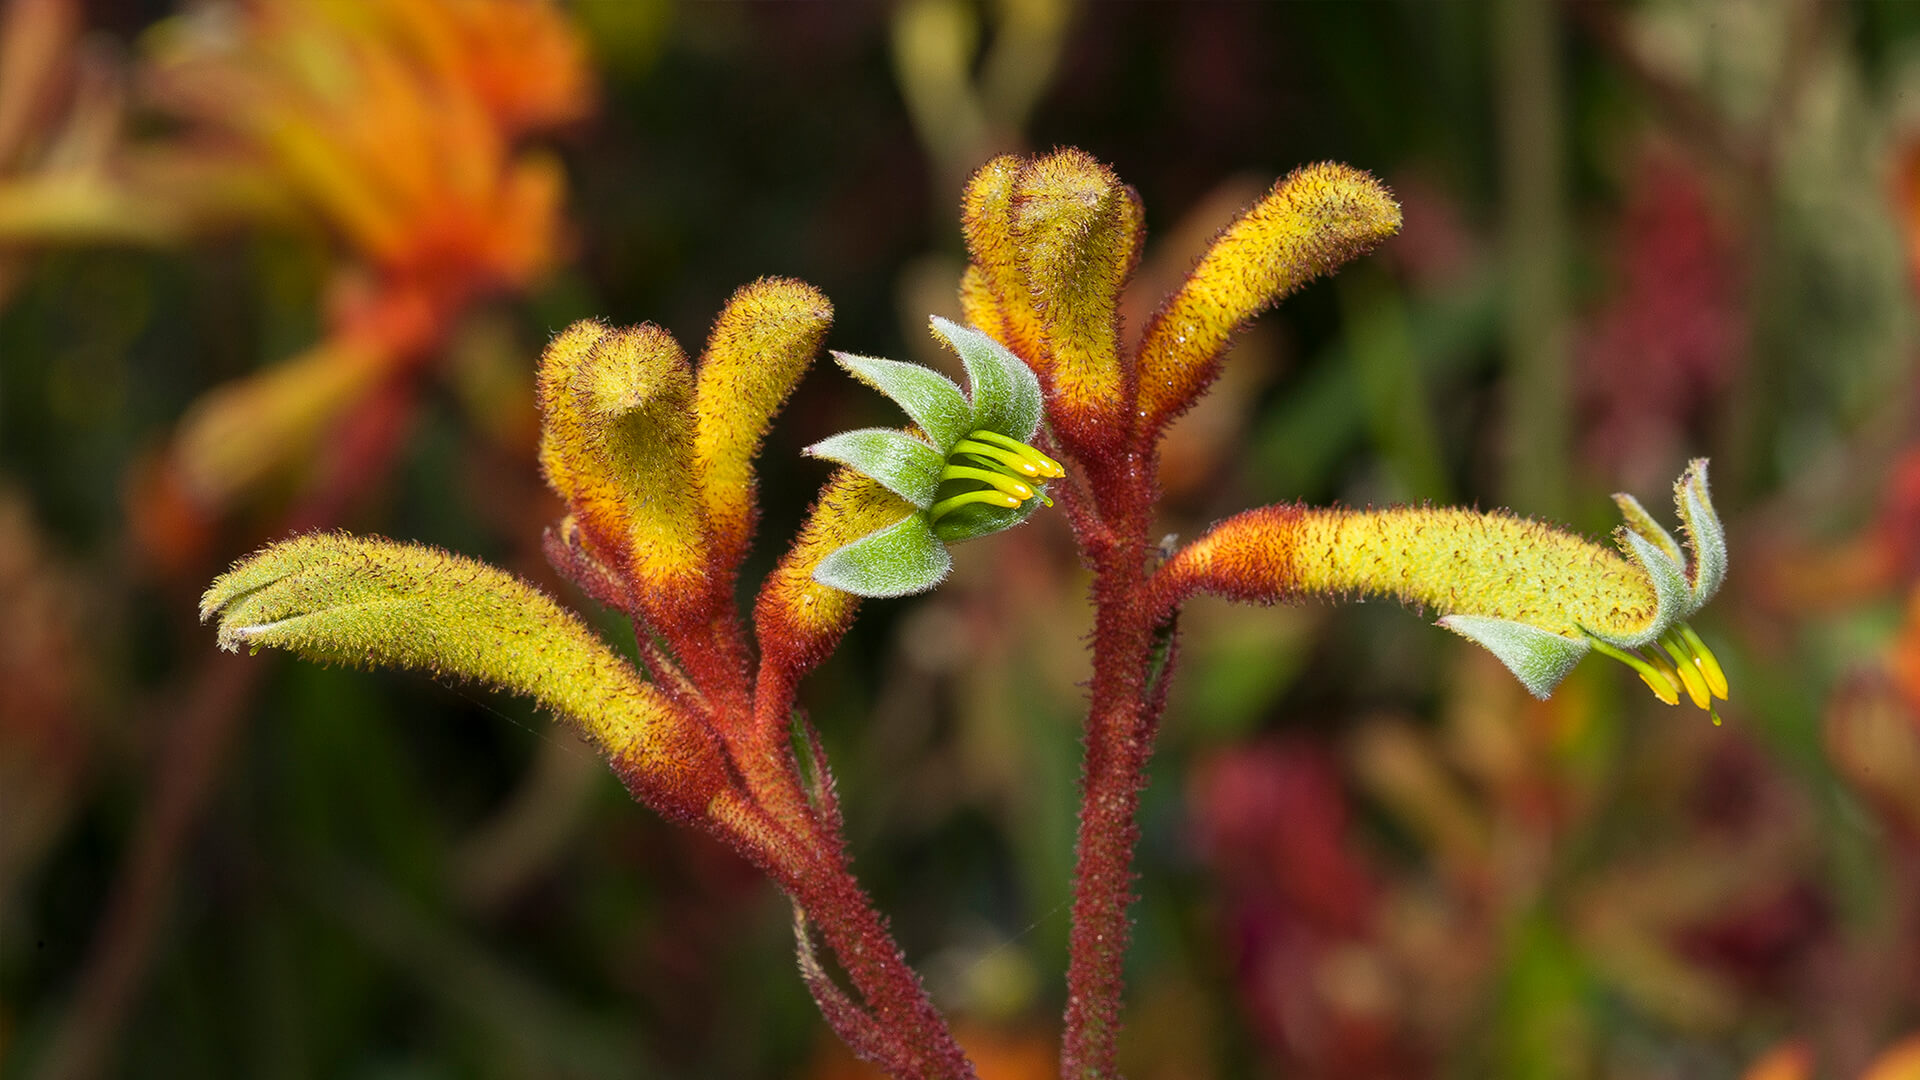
left=6, top=0, right=1920, bottom=1077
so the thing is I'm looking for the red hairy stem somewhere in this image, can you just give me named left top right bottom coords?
left=1060, top=451, right=1162, bottom=1079
left=668, top=617, right=754, bottom=720
left=788, top=850, right=976, bottom=1079
left=716, top=793, right=975, bottom=1079
left=632, top=631, right=707, bottom=715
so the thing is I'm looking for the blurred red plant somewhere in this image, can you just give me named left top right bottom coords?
left=1191, top=740, right=1422, bottom=1079
left=1577, top=147, right=1744, bottom=489
left=28, top=5, right=597, bottom=1079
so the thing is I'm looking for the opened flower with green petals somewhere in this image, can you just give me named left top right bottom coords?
left=1155, top=458, right=1731, bottom=723
left=805, top=316, right=1063, bottom=597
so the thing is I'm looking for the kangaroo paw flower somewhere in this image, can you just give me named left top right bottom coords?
left=1134, top=162, right=1402, bottom=437
left=1159, top=460, right=1730, bottom=716
left=200, top=533, right=731, bottom=813
left=536, top=279, right=833, bottom=632
left=958, top=151, right=1142, bottom=452
left=803, top=316, right=1059, bottom=598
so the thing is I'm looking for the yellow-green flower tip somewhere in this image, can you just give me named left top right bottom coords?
left=535, top=319, right=708, bottom=594
left=799, top=321, right=1056, bottom=599
left=692, top=278, right=834, bottom=570
left=200, top=533, right=701, bottom=774
left=1135, top=162, right=1402, bottom=437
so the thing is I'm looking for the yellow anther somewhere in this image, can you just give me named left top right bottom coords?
left=1588, top=636, right=1681, bottom=707
left=1644, top=649, right=1686, bottom=705
left=930, top=488, right=1021, bottom=522
left=1637, top=669, right=1680, bottom=706
left=941, top=463, right=1034, bottom=500
left=1678, top=623, right=1729, bottom=701
left=966, top=429, right=1066, bottom=478
left=952, top=439, right=1042, bottom=477
left=1659, top=633, right=1712, bottom=710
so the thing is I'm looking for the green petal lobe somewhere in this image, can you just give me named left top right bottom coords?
left=929, top=316, right=1042, bottom=441
left=1676, top=459, right=1726, bottom=606
left=1605, top=528, right=1691, bottom=649
left=811, top=513, right=953, bottom=598
left=1611, top=492, right=1684, bottom=570
left=1438, top=615, right=1590, bottom=699
left=830, top=352, right=973, bottom=450
left=805, top=428, right=945, bottom=509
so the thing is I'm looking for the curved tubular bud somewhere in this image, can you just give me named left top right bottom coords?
left=538, top=320, right=708, bottom=604
left=174, top=334, right=389, bottom=508
left=1006, top=150, right=1142, bottom=443
left=535, top=319, right=612, bottom=507
left=693, top=278, right=834, bottom=571
left=959, top=156, right=1046, bottom=360
left=1155, top=504, right=1661, bottom=697
left=200, top=534, right=728, bottom=813
left=1135, top=163, right=1402, bottom=438
left=754, top=469, right=917, bottom=682
left=1159, top=506, right=1657, bottom=640
left=1155, top=460, right=1732, bottom=708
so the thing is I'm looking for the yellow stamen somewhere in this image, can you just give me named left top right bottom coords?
left=941, top=464, right=1034, bottom=500
left=930, top=488, right=1021, bottom=522
left=1640, top=650, right=1685, bottom=706
left=1678, top=623, right=1729, bottom=701
left=952, top=439, right=1042, bottom=477
left=1659, top=633, right=1712, bottom=710
left=1588, top=636, right=1680, bottom=706
left=1636, top=670, right=1679, bottom=705
left=965, top=429, right=1066, bottom=478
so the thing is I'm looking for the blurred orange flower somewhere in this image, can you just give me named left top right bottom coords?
left=136, top=0, right=593, bottom=515
left=0, top=0, right=189, bottom=296
left=145, top=0, right=582, bottom=304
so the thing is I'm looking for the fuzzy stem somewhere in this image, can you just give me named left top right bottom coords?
left=719, top=791, right=972, bottom=1079
left=724, top=674, right=970, bottom=1076
left=1060, top=458, right=1158, bottom=1078
left=790, top=850, right=975, bottom=1079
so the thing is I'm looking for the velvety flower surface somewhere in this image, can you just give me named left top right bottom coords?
left=1161, top=460, right=1730, bottom=718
